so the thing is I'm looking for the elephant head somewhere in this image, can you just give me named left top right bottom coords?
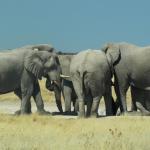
left=24, top=51, right=61, bottom=80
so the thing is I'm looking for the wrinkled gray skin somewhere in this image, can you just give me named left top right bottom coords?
left=103, top=42, right=150, bottom=114
left=46, top=53, right=77, bottom=114
left=70, top=50, right=115, bottom=118
left=0, top=45, right=61, bottom=115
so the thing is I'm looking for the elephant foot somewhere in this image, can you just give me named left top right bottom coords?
left=37, top=110, right=51, bottom=115
left=120, top=112, right=127, bottom=116
left=120, top=111, right=143, bottom=116
left=136, top=102, right=150, bottom=116
left=15, top=110, right=32, bottom=115
left=116, top=112, right=121, bottom=116
left=73, top=112, right=78, bottom=116
left=78, top=101, right=85, bottom=118
left=63, top=111, right=77, bottom=116
left=14, top=110, right=21, bottom=115
left=118, top=110, right=129, bottom=116
left=51, top=112, right=63, bottom=116
left=90, top=112, right=98, bottom=118
left=63, top=111, right=71, bottom=115
left=120, top=111, right=137, bottom=116
left=78, top=111, right=86, bottom=118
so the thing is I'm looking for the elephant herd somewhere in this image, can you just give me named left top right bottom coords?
left=1, top=42, right=150, bottom=118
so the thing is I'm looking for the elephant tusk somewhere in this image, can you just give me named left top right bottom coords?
left=60, top=74, right=70, bottom=78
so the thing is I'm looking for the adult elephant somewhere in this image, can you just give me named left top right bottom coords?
left=0, top=45, right=61, bottom=115
left=70, top=49, right=115, bottom=118
left=102, top=42, right=150, bottom=114
left=46, top=52, right=77, bottom=114
left=15, top=44, right=63, bottom=114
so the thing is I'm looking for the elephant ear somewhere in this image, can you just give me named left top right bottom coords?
left=24, top=51, right=44, bottom=79
left=102, top=43, right=120, bottom=65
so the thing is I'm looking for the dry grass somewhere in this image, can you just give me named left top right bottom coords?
left=0, top=80, right=148, bottom=150
left=0, top=114, right=150, bottom=150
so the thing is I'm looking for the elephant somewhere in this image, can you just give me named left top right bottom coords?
left=13, top=45, right=63, bottom=114
left=102, top=42, right=150, bottom=114
left=45, top=52, right=78, bottom=114
left=0, top=45, right=61, bottom=115
left=70, top=49, right=115, bottom=118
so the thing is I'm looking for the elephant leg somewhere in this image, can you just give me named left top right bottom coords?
left=85, top=94, right=93, bottom=117
left=114, top=83, right=121, bottom=113
left=114, top=77, right=129, bottom=113
left=63, top=86, right=72, bottom=113
left=78, top=100, right=85, bottom=118
left=21, top=85, right=33, bottom=114
left=104, top=86, right=114, bottom=116
left=131, top=98, right=137, bottom=111
left=21, top=69, right=38, bottom=114
left=53, top=84, right=63, bottom=113
left=20, top=70, right=34, bottom=114
left=72, top=98, right=76, bottom=111
left=130, top=86, right=137, bottom=111
left=32, top=81, right=50, bottom=115
left=118, top=88, right=128, bottom=113
left=111, top=97, right=118, bottom=115
left=90, top=96, right=101, bottom=118
left=14, top=88, right=31, bottom=115
left=74, top=100, right=79, bottom=113
left=72, top=86, right=78, bottom=113
left=62, top=80, right=74, bottom=113
left=86, top=99, right=92, bottom=117
left=72, top=78, right=85, bottom=118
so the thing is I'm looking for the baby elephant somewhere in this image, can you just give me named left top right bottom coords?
left=70, top=50, right=116, bottom=118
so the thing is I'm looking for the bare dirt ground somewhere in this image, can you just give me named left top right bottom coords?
left=0, top=99, right=106, bottom=118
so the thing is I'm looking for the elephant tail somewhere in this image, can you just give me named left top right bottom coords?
left=76, top=70, right=87, bottom=97
left=82, top=71, right=87, bottom=92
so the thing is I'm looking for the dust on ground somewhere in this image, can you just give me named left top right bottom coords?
left=0, top=99, right=106, bottom=119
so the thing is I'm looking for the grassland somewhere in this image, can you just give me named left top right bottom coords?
left=0, top=80, right=149, bottom=150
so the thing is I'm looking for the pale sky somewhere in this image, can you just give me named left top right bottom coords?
left=0, top=0, right=150, bottom=52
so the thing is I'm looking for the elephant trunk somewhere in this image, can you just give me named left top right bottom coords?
left=46, top=79, right=55, bottom=91
left=46, top=78, right=63, bottom=113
